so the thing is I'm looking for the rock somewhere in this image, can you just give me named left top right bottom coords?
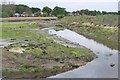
left=96, top=56, right=99, bottom=58
left=72, top=64, right=80, bottom=68
left=60, top=61, right=64, bottom=63
left=25, top=39, right=29, bottom=41
left=109, top=53, right=113, bottom=56
left=106, top=53, right=113, bottom=56
left=11, top=38, right=16, bottom=40
left=110, top=62, right=116, bottom=67
left=11, top=61, right=15, bottom=64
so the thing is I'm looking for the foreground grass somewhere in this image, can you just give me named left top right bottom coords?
left=59, top=15, right=118, bottom=50
left=1, top=22, right=95, bottom=78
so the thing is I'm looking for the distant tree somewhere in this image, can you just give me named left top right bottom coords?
left=80, top=9, right=89, bottom=15
left=31, top=7, right=41, bottom=13
left=42, top=6, right=52, bottom=16
left=107, top=12, right=118, bottom=15
left=52, top=6, right=67, bottom=18
left=2, top=4, right=15, bottom=17
left=72, top=9, right=102, bottom=16
left=97, top=11, right=101, bottom=15
left=102, top=11, right=107, bottom=15
left=118, top=11, right=120, bottom=15
left=15, top=4, right=32, bottom=15
left=72, top=11, right=76, bottom=15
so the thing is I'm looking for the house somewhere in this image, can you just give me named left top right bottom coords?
left=14, top=13, right=20, bottom=17
left=67, top=12, right=73, bottom=16
left=21, top=12, right=29, bottom=17
left=31, top=14, right=35, bottom=17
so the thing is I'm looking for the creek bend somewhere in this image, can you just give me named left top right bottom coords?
left=47, top=29, right=118, bottom=78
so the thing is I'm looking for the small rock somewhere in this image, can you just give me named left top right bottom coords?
left=106, top=53, right=113, bottom=56
left=110, top=62, right=116, bottom=67
left=25, top=39, right=29, bottom=41
left=11, top=61, right=15, bottom=64
left=96, top=56, right=99, bottom=58
left=11, top=38, right=16, bottom=40
left=60, top=61, right=64, bottom=63
left=66, top=46, right=69, bottom=48
left=72, top=65, right=80, bottom=68
left=51, top=41, right=53, bottom=43
left=109, top=54, right=113, bottom=56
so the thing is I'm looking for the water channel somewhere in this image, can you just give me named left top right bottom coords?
left=47, top=29, right=118, bottom=78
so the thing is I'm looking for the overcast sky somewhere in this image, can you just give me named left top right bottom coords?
left=1, top=0, right=119, bottom=12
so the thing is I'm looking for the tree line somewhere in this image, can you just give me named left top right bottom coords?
left=72, top=9, right=118, bottom=16
left=1, top=4, right=67, bottom=18
left=0, top=4, right=119, bottom=18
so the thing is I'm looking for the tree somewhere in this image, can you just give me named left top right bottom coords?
left=31, top=7, right=41, bottom=13
left=72, top=9, right=102, bottom=16
left=15, top=4, right=32, bottom=15
left=102, top=11, right=107, bottom=15
left=52, top=6, right=67, bottom=18
left=42, top=6, right=52, bottom=16
left=2, top=4, right=15, bottom=17
left=118, top=11, right=120, bottom=15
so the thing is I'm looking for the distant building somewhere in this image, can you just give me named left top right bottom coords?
left=73, top=12, right=80, bottom=16
left=31, top=14, right=35, bottom=17
left=21, top=12, right=29, bottom=17
left=14, top=13, right=20, bottom=17
left=67, top=12, right=73, bottom=16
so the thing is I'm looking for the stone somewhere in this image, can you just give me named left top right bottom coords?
left=110, top=62, right=116, bottom=67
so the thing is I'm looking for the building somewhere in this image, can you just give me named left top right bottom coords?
left=14, top=13, right=20, bottom=17
left=67, top=12, right=73, bottom=16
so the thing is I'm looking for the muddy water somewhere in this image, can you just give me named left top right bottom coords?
left=48, top=29, right=118, bottom=78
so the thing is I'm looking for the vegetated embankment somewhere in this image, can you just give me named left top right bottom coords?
left=58, top=15, right=118, bottom=50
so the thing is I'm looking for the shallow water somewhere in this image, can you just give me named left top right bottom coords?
left=47, top=29, right=118, bottom=78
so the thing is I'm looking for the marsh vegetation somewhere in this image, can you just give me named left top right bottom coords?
left=1, top=22, right=95, bottom=78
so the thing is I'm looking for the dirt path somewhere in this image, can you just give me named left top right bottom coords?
left=0, top=17, right=57, bottom=22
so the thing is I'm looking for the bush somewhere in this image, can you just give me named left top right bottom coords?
left=57, top=15, right=64, bottom=19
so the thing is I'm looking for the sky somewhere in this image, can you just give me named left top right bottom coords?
left=1, top=0, right=120, bottom=12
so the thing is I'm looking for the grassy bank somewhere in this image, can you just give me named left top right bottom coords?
left=1, top=22, right=95, bottom=78
left=59, top=15, right=118, bottom=27
left=58, top=15, right=118, bottom=50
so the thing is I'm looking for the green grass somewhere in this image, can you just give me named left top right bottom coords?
left=1, top=23, right=41, bottom=39
left=1, top=23, right=40, bottom=28
left=59, top=15, right=118, bottom=27
left=78, top=25, right=118, bottom=49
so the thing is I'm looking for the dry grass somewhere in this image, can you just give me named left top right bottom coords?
left=0, top=17, right=57, bottom=22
